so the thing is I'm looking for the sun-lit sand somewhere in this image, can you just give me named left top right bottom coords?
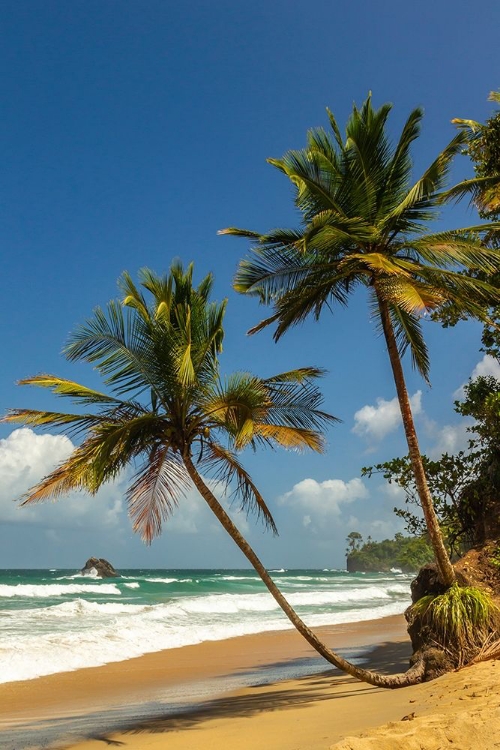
left=2, top=614, right=499, bottom=749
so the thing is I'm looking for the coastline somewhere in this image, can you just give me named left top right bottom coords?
left=3, top=612, right=498, bottom=750
left=1, top=614, right=409, bottom=749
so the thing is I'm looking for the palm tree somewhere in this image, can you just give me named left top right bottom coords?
left=450, top=90, right=500, bottom=220
left=3, top=261, right=423, bottom=688
left=220, top=95, right=500, bottom=587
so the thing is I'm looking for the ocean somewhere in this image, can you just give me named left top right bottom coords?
left=0, top=567, right=412, bottom=685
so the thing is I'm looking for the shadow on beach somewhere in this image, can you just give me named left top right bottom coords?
left=1, top=640, right=412, bottom=750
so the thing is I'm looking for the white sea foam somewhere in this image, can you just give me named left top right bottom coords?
left=145, top=577, right=178, bottom=584
left=0, top=571, right=412, bottom=685
left=0, top=583, right=122, bottom=598
left=0, top=596, right=408, bottom=684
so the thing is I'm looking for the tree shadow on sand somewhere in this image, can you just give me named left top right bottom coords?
left=98, top=640, right=412, bottom=742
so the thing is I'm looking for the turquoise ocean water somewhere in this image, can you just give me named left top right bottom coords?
left=0, top=567, right=411, bottom=685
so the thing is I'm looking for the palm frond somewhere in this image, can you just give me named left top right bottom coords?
left=127, top=448, right=189, bottom=543
left=254, top=423, right=325, bottom=452
left=381, top=132, right=467, bottom=232
left=388, top=304, right=430, bottom=382
left=20, top=439, right=107, bottom=504
left=440, top=175, right=500, bottom=207
left=199, top=442, right=278, bottom=534
left=16, top=375, right=127, bottom=406
left=406, top=228, right=500, bottom=273
left=1, top=408, right=107, bottom=437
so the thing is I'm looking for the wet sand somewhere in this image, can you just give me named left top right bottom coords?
left=1, top=614, right=409, bottom=748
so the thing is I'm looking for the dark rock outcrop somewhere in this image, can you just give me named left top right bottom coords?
left=80, top=557, right=119, bottom=578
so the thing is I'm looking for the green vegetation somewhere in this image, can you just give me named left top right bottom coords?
left=411, top=584, right=500, bottom=666
left=4, top=262, right=415, bottom=689
left=363, top=374, right=500, bottom=555
left=453, top=90, right=500, bottom=223
left=346, top=532, right=433, bottom=573
left=222, top=94, right=500, bottom=587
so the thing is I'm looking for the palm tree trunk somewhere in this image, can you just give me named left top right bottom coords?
left=375, top=291, right=456, bottom=587
left=183, top=452, right=424, bottom=689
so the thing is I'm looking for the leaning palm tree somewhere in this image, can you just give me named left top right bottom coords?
left=3, top=262, right=422, bottom=688
left=221, top=95, right=500, bottom=587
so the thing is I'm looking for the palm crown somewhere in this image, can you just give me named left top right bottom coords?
left=3, top=262, right=335, bottom=542
left=220, top=95, right=500, bottom=587
left=222, top=95, right=500, bottom=381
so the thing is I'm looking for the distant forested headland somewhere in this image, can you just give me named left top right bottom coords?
left=346, top=532, right=433, bottom=573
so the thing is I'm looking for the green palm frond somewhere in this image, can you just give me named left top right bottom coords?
left=225, top=94, right=500, bottom=379
left=16, top=375, right=127, bottom=406
left=6, top=261, right=335, bottom=547
left=263, top=367, right=327, bottom=383
left=20, top=438, right=106, bottom=504
left=2, top=408, right=107, bottom=437
left=406, top=228, right=500, bottom=272
left=199, top=442, right=278, bottom=534
left=381, top=132, right=466, bottom=231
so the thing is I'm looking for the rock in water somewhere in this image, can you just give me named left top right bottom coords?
left=80, top=557, right=119, bottom=578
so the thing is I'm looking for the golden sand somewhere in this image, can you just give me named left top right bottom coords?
left=2, top=614, right=498, bottom=749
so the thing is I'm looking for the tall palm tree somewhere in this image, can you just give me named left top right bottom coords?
left=220, top=95, right=500, bottom=587
left=3, top=262, right=422, bottom=688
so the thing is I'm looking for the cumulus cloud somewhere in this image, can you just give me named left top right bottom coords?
left=352, top=391, right=422, bottom=441
left=279, top=477, right=369, bottom=520
left=471, top=355, right=500, bottom=380
left=0, top=428, right=125, bottom=528
left=454, top=355, right=500, bottom=399
left=428, top=422, right=473, bottom=459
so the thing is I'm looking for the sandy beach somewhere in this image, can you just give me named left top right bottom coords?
left=2, top=613, right=499, bottom=750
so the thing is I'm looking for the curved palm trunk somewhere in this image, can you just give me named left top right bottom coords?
left=376, top=291, right=456, bottom=587
left=183, top=453, right=424, bottom=689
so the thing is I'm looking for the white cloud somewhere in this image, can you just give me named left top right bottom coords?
left=471, top=354, right=500, bottom=380
left=454, top=355, right=500, bottom=399
left=428, top=421, right=472, bottom=458
left=279, top=477, right=369, bottom=521
left=352, top=391, right=422, bottom=441
left=0, top=428, right=125, bottom=528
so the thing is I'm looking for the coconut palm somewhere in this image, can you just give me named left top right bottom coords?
left=3, top=262, right=423, bottom=688
left=450, top=90, right=500, bottom=219
left=220, top=95, right=500, bottom=587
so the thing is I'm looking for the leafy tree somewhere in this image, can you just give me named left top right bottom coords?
left=346, top=530, right=363, bottom=555
left=452, top=91, right=500, bottom=222
left=2, top=262, right=422, bottom=688
left=346, top=533, right=433, bottom=573
left=437, top=92, right=500, bottom=351
left=362, top=452, right=481, bottom=556
left=221, top=95, right=500, bottom=586
left=364, top=375, right=500, bottom=552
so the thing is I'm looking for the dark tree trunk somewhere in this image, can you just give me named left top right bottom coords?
left=183, top=453, right=424, bottom=689
left=376, top=291, right=456, bottom=587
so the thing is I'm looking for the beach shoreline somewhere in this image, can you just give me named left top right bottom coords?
left=3, top=610, right=499, bottom=750
left=1, top=614, right=409, bottom=749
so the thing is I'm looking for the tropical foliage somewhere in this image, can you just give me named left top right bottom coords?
left=4, top=263, right=335, bottom=540
left=221, top=94, right=500, bottom=586
left=452, top=90, right=500, bottom=222
left=346, top=532, right=433, bottom=573
left=363, top=375, right=500, bottom=554
left=410, top=584, right=500, bottom=667
left=4, top=262, right=426, bottom=688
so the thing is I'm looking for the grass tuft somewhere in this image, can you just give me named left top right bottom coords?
left=411, top=584, right=500, bottom=665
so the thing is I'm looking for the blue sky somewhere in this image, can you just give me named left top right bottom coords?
left=1, top=0, right=499, bottom=569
